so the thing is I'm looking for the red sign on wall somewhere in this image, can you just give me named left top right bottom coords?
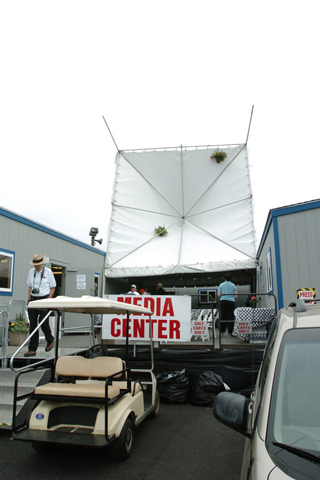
left=297, top=288, right=316, bottom=304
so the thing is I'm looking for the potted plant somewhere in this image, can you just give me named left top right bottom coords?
left=249, top=296, right=259, bottom=308
left=210, top=151, right=227, bottom=163
left=154, top=225, right=168, bottom=237
left=9, top=314, right=30, bottom=346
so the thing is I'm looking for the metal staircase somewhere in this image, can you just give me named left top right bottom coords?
left=0, top=368, right=47, bottom=429
left=0, top=300, right=52, bottom=429
left=0, top=302, right=94, bottom=430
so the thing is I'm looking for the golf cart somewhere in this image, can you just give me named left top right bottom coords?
left=11, top=296, right=160, bottom=460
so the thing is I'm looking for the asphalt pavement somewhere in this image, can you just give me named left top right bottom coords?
left=0, top=402, right=245, bottom=480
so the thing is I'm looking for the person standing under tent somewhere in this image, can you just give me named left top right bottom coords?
left=25, top=254, right=56, bottom=357
left=218, top=273, right=238, bottom=336
left=156, top=283, right=166, bottom=295
left=127, top=284, right=140, bottom=295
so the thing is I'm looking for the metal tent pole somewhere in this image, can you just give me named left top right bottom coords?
left=245, top=105, right=254, bottom=146
left=102, top=116, right=120, bottom=152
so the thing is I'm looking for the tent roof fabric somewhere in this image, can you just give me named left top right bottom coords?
left=105, top=145, right=257, bottom=278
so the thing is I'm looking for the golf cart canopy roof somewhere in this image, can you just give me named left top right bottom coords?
left=27, top=295, right=152, bottom=315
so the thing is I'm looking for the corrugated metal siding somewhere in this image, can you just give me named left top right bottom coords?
left=278, top=209, right=320, bottom=304
left=0, top=212, right=105, bottom=306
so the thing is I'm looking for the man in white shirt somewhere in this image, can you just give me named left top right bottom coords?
left=25, top=254, right=56, bottom=357
left=127, top=284, right=140, bottom=295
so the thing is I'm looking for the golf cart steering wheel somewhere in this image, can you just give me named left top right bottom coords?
left=85, top=344, right=109, bottom=358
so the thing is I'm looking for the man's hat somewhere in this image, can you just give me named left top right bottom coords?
left=29, top=254, right=47, bottom=266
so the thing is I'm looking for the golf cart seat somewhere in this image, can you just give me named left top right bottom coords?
left=34, top=355, right=141, bottom=401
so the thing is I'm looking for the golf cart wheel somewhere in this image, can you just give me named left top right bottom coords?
left=149, top=390, right=160, bottom=419
left=109, top=417, right=134, bottom=460
left=32, top=442, right=50, bottom=454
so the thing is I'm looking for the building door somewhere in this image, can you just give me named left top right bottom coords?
left=51, top=264, right=66, bottom=297
left=64, top=267, right=98, bottom=332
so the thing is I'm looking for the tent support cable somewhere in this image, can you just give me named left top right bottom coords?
left=118, top=151, right=182, bottom=217
left=106, top=218, right=182, bottom=269
left=187, top=196, right=252, bottom=219
left=188, top=221, right=256, bottom=261
left=185, top=144, right=247, bottom=217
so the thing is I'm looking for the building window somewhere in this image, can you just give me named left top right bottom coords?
left=198, top=289, right=217, bottom=305
left=266, top=249, right=273, bottom=293
left=0, top=249, right=15, bottom=295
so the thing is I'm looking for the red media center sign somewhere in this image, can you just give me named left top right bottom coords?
left=102, top=295, right=191, bottom=342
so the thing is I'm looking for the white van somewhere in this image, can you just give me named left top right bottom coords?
left=213, top=300, right=320, bottom=479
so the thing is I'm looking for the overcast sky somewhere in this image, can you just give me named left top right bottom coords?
left=1, top=1, right=319, bottom=252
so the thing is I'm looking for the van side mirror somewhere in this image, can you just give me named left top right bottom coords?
left=213, top=392, right=252, bottom=438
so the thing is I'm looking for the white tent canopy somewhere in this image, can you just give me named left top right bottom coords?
left=105, top=145, right=257, bottom=278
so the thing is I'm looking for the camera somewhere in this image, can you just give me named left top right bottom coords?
left=32, top=288, right=40, bottom=294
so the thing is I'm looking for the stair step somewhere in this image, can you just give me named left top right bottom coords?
left=0, top=368, right=50, bottom=430
left=0, top=368, right=46, bottom=384
left=1, top=385, right=34, bottom=401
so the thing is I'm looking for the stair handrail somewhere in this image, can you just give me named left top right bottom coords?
left=10, top=310, right=59, bottom=372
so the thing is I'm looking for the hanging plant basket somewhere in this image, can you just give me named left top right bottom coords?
left=155, top=225, right=168, bottom=237
left=210, top=151, right=227, bottom=163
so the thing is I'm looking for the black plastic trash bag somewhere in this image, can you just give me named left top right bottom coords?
left=189, top=371, right=226, bottom=407
left=156, top=369, right=190, bottom=404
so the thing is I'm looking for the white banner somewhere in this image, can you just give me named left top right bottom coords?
left=102, top=295, right=191, bottom=342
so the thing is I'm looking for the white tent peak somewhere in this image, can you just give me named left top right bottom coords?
left=105, top=144, right=257, bottom=278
